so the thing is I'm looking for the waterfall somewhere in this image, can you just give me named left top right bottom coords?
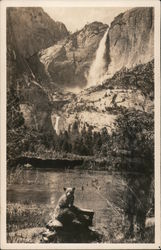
left=87, top=28, right=109, bottom=87
left=54, top=116, right=60, bottom=135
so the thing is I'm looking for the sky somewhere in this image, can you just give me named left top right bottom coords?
left=43, top=7, right=131, bottom=32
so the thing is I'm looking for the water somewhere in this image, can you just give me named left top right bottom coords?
left=54, top=116, right=60, bottom=134
left=7, top=168, right=126, bottom=227
left=7, top=168, right=152, bottom=233
left=87, top=28, right=109, bottom=87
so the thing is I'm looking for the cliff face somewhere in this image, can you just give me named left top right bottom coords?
left=107, top=7, right=154, bottom=75
left=53, top=60, right=154, bottom=135
left=27, top=8, right=154, bottom=89
left=7, top=7, right=154, bottom=136
left=31, top=22, right=108, bottom=88
left=7, top=7, right=68, bottom=58
left=7, top=7, right=69, bottom=132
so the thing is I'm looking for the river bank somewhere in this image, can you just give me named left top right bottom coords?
left=7, top=201, right=154, bottom=243
left=8, top=152, right=154, bottom=173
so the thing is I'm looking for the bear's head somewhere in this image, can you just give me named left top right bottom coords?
left=63, top=187, right=75, bottom=198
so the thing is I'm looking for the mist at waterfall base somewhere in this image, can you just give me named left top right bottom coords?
left=86, top=28, right=109, bottom=87
left=54, top=116, right=60, bottom=135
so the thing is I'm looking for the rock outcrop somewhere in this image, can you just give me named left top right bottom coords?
left=44, top=206, right=96, bottom=242
left=107, top=7, right=154, bottom=76
left=7, top=7, right=68, bottom=58
left=31, top=22, right=108, bottom=88
left=7, top=226, right=102, bottom=243
left=7, top=7, right=69, bottom=132
left=18, top=79, right=53, bottom=132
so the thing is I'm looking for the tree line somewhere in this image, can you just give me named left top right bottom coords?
left=7, top=85, right=154, bottom=173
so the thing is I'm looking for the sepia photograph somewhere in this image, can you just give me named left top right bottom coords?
left=0, top=0, right=160, bottom=249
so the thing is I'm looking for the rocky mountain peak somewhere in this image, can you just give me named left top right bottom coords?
left=74, top=21, right=108, bottom=47
left=26, top=7, right=154, bottom=89
left=83, top=21, right=108, bottom=34
left=7, top=7, right=69, bottom=58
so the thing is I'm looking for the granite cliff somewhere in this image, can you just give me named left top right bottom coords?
left=52, top=60, right=154, bottom=135
left=107, top=7, right=154, bottom=76
left=7, top=7, right=154, bottom=159
left=27, top=7, right=154, bottom=89
left=7, top=7, right=69, bottom=132
left=7, top=7, right=68, bottom=58
left=29, top=22, right=108, bottom=88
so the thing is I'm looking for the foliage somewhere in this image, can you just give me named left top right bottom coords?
left=7, top=202, right=51, bottom=233
left=111, top=110, right=154, bottom=172
left=98, top=60, right=154, bottom=97
left=51, top=122, right=110, bottom=157
left=7, top=60, right=154, bottom=173
left=7, top=84, right=26, bottom=162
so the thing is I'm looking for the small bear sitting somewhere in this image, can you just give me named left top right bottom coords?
left=48, top=187, right=94, bottom=231
left=56, top=187, right=75, bottom=209
left=53, top=187, right=79, bottom=226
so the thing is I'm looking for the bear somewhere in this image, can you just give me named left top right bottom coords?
left=47, top=187, right=94, bottom=232
left=53, top=187, right=79, bottom=226
left=56, top=187, right=75, bottom=209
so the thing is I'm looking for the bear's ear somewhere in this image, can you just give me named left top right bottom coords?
left=63, top=187, right=66, bottom=191
left=72, top=187, right=75, bottom=192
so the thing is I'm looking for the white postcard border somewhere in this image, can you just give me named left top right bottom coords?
left=0, top=0, right=160, bottom=249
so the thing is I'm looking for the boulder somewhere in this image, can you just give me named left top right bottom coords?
left=42, top=226, right=102, bottom=243
left=43, top=206, right=99, bottom=243
left=46, top=219, right=63, bottom=231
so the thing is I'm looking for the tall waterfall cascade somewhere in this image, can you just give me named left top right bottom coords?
left=87, top=28, right=109, bottom=87
left=54, top=116, right=60, bottom=135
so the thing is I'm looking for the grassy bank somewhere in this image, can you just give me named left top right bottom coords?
left=7, top=202, right=51, bottom=233
left=7, top=201, right=154, bottom=243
